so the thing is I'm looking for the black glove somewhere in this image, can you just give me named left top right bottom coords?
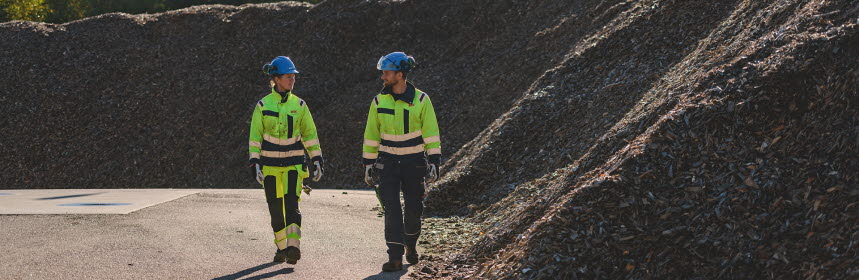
left=428, top=154, right=441, bottom=166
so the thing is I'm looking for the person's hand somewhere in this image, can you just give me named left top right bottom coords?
left=311, top=160, right=323, bottom=182
left=252, top=163, right=264, bottom=185
left=426, top=164, right=439, bottom=183
left=364, top=164, right=377, bottom=186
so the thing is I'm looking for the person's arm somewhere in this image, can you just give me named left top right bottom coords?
left=299, top=101, right=322, bottom=163
left=299, top=100, right=323, bottom=182
left=363, top=96, right=382, bottom=165
left=249, top=100, right=264, bottom=166
left=249, top=100, right=265, bottom=184
left=420, top=93, right=441, bottom=166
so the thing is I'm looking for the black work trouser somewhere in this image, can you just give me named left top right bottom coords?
left=263, top=168, right=302, bottom=249
left=379, top=159, right=426, bottom=261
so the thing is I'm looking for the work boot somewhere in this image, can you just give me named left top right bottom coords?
left=405, top=246, right=419, bottom=264
left=273, top=249, right=287, bottom=263
left=285, top=246, right=301, bottom=264
left=381, top=260, right=403, bottom=272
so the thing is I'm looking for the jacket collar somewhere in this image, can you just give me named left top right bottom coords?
left=271, top=87, right=292, bottom=103
left=381, top=81, right=416, bottom=104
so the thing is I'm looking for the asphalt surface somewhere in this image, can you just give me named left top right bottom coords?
left=0, top=189, right=417, bottom=279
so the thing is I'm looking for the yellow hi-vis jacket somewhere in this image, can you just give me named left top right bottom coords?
left=363, top=82, right=441, bottom=165
left=249, top=88, right=322, bottom=167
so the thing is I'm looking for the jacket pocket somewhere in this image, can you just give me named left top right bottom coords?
left=262, top=111, right=279, bottom=133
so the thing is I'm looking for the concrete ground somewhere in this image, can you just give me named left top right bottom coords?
left=0, top=189, right=418, bottom=279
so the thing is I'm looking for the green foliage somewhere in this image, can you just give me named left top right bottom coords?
left=1, top=0, right=320, bottom=23
left=0, top=0, right=51, bottom=22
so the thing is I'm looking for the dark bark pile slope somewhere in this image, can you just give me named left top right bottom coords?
left=421, top=0, right=857, bottom=278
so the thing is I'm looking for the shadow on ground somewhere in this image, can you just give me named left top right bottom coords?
left=361, top=264, right=411, bottom=280
left=212, top=262, right=293, bottom=280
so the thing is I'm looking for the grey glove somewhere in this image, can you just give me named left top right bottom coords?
left=364, top=164, right=377, bottom=186
left=255, top=164, right=264, bottom=185
left=426, top=164, right=439, bottom=183
left=311, top=160, right=323, bottom=182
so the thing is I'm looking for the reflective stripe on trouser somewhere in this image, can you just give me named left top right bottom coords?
left=379, top=160, right=426, bottom=261
left=262, top=165, right=305, bottom=250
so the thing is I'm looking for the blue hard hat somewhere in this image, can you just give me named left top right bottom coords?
left=262, top=56, right=299, bottom=75
left=377, top=52, right=416, bottom=72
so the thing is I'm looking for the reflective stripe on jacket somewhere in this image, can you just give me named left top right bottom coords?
left=363, top=82, right=440, bottom=165
left=250, top=87, right=322, bottom=167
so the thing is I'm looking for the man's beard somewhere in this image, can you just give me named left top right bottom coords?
left=383, top=80, right=396, bottom=87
